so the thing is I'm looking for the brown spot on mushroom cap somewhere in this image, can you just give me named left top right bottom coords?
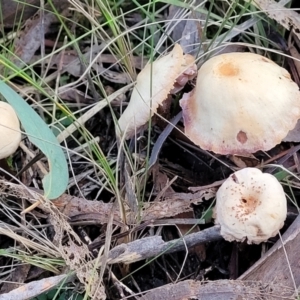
left=238, top=195, right=260, bottom=215
left=180, top=52, right=300, bottom=155
left=218, top=62, right=239, bottom=76
left=237, top=131, right=247, bottom=144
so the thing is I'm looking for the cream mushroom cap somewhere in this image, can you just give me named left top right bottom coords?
left=0, top=102, right=21, bottom=159
left=117, top=44, right=196, bottom=139
left=180, top=52, right=300, bottom=155
left=214, top=168, right=287, bottom=244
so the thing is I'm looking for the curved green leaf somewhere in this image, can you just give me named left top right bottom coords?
left=0, top=81, right=69, bottom=199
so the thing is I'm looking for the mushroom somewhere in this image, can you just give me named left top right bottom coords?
left=117, top=44, right=197, bottom=139
left=180, top=52, right=300, bottom=155
left=214, top=168, right=287, bottom=244
left=0, top=102, right=21, bottom=159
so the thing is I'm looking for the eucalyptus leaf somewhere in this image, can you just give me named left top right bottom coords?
left=0, top=81, right=69, bottom=199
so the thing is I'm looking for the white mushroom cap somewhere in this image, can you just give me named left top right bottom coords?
left=214, top=168, right=287, bottom=244
left=0, top=102, right=21, bottom=159
left=180, top=52, right=300, bottom=155
left=117, top=44, right=197, bottom=139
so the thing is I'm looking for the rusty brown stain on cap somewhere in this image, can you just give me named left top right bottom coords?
left=237, top=130, right=248, bottom=144
left=218, top=62, right=239, bottom=76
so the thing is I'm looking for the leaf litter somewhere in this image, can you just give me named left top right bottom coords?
left=0, top=0, right=300, bottom=299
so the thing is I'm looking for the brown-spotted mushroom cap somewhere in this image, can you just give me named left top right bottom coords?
left=214, top=168, right=287, bottom=244
left=0, top=102, right=21, bottom=159
left=117, top=44, right=197, bottom=139
left=180, top=52, right=300, bottom=155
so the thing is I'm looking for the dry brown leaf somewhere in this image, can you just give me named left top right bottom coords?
left=140, top=279, right=295, bottom=300
left=168, top=1, right=205, bottom=55
left=289, top=44, right=300, bottom=76
left=47, top=48, right=132, bottom=83
left=0, top=0, right=40, bottom=28
left=0, top=264, right=31, bottom=294
left=246, top=0, right=300, bottom=40
left=151, top=165, right=175, bottom=197
left=49, top=199, right=106, bottom=299
left=13, top=1, right=69, bottom=68
left=141, top=189, right=216, bottom=221
left=0, top=179, right=215, bottom=226
left=239, top=214, right=300, bottom=296
left=14, top=12, right=57, bottom=66
left=54, top=87, right=94, bottom=103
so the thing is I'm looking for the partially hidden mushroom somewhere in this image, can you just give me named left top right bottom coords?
left=0, top=102, right=21, bottom=159
left=214, top=168, right=287, bottom=244
left=117, top=44, right=197, bottom=139
left=180, top=52, right=300, bottom=155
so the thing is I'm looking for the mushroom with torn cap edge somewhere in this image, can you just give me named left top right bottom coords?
left=180, top=52, right=300, bottom=155
left=117, top=44, right=197, bottom=139
left=214, top=168, right=287, bottom=244
left=0, top=101, right=21, bottom=159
